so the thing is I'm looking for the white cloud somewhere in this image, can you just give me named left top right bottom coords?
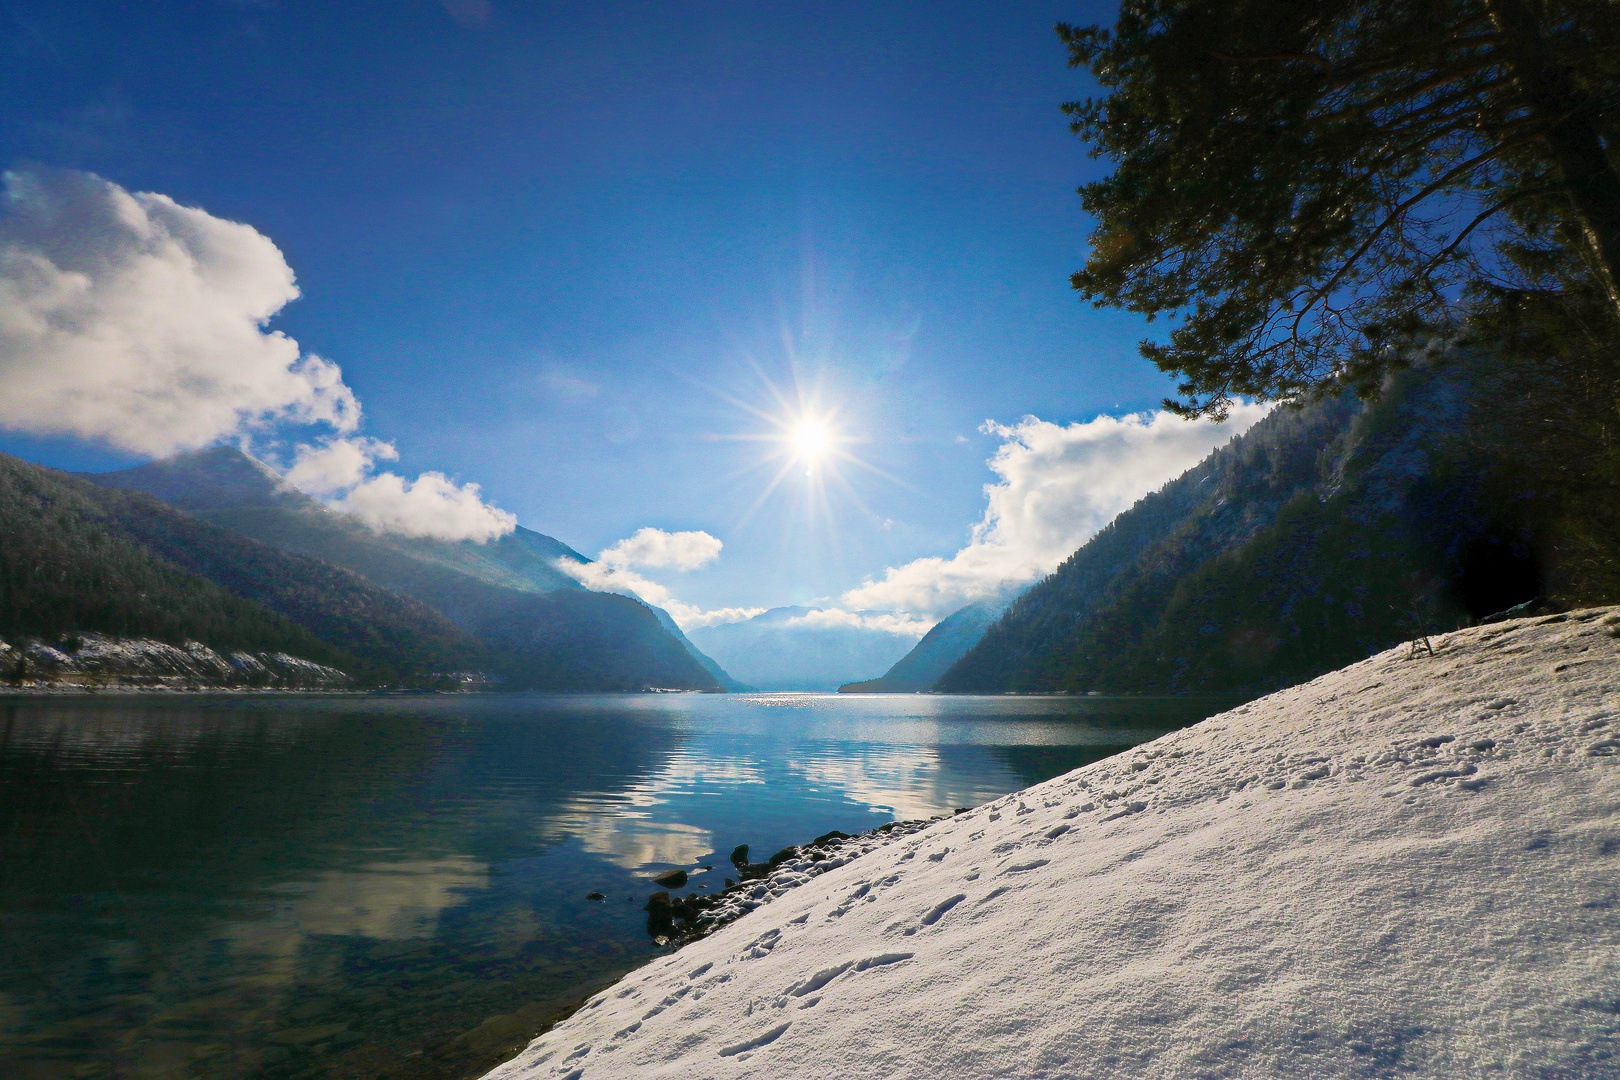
left=783, top=609, right=933, bottom=638
left=284, top=436, right=516, bottom=542
left=555, top=527, right=760, bottom=630
left=283, top=436, right=397, bottom=493
left=328, top=466, right=515, bottom=542
left=0, top=167, right=515, bottom=543
left=600, top=527, right=723, bottom=572
left=0, top=166, right=358, bottom=455
left=841, top=405, right=1273, bottom=616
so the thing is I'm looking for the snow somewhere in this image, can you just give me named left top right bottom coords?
left=485, top=609, right=1620, bottom=1079
left=0, top=632, right=349, bottom=690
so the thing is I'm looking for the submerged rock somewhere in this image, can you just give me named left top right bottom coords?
left=642, top=891, right=673, bottom=938
left=652, top=869, right=688, bottom=889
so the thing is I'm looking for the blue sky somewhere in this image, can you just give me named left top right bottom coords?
left=0, top=1, right=1259, bottom=623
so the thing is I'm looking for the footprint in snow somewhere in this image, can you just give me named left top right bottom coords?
left=718, top=1022, right=791, bottom=1058
left=920, top=893, right=966, bottom=926
left=1002, top=859, right=1050, bottom=874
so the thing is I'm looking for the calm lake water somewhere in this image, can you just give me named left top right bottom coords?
left=0, top=691, right=1247, bottom=1080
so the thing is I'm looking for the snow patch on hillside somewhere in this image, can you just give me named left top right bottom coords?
left=0, top=633, right=349, bottom=690
left=486, top=609, right=1620, bottom=1079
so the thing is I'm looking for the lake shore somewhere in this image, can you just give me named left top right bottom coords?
left=484, top=608, right=1620, bottom=1080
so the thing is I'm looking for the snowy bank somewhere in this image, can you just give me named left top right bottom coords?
left=487, top=609, right=1620, bottom=1080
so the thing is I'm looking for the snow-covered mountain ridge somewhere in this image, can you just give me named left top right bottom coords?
left=487, top=608, right=1620, bottom=1079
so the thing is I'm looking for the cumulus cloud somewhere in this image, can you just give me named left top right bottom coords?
left=285, top=437, right=517, bottom=544
left=0, top=167, right=515, bottom=543
left=555, top=528, right=761, bottom=630
left=284, top=436, right=516, bottom=542
left=0, top=166, right=358, bottom=454
left=783, top=609, right=933, bottom=638
left=600, top=527, right=723, bottom=572
left=841, top=404, right=1273, bottom=616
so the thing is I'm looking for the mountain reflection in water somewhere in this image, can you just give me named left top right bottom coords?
left=0, top=691, right=1246, bottom=1080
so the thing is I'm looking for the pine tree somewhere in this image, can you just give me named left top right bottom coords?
left=1061, top=0, right=1620, bottom=418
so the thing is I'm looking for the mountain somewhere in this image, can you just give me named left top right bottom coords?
left=686, top=607, right=926, bottom=691
left=837, top=588, right=1022, bottom=693
left=938, top=359, right=1559, bottom=695
left=0, top=452, right=485, bottom=685
left=646, top=606, right=753, bottom=691
left=90, top=447, right=590, bottom=597
left=85, top=447, right=727, bottom=691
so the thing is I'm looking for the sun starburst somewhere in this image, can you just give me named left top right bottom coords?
left=790, top=417, right=832, bottom=464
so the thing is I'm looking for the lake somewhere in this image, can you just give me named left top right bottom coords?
left=0, top=691, right=1247, bottom=1080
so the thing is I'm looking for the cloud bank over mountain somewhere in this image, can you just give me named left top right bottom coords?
left=600, top=527, right=724, bottom=572
left=842, top=404, right=1273, bottom=617
left=782, top=608, right=933, bottom=638
left=283, top=436, right=515, bottom=542
left=0, top=167, right=513, bottom=542
left=557, top=527, right=765, bottom=630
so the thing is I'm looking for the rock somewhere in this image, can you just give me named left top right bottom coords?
left=653, top=869, right=688, bottom=889
left=767, top=846, right=799, bottom=866
left=585, top=891, right=605, bottom=901
left=724, top=877, right=736, bottom=888
left=644, top=891, right=674, bottom=937
left=809, top=830, right=853, bottom=847
left=729, top=844, right=750, bottom=868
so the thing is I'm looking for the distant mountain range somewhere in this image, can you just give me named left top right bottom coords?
left=686, top=606, right=925, bottom=691
left=837, top=588, right=1021, bottom=693
left=7, top=357, right=1577, bottom=697
left=850, top=359, right=1567, bottom=697
left=0, top=446, right=736, bottom=691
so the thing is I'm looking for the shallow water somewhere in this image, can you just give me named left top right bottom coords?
left=0, top=691, right=1247, bottom=1080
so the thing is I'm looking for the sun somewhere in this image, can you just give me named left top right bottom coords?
left=791, top=418, right=831, bottom=462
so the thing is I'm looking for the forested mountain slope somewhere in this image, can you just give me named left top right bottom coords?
left=86, top=448, right=724, bottom=691
left=940, top=361, right=1554, bottom=694
left=0, top=453, right=480, bottom=685
left=647, top=605, right=752, bottom=691
left=92, top=448, right=591, bottom=597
